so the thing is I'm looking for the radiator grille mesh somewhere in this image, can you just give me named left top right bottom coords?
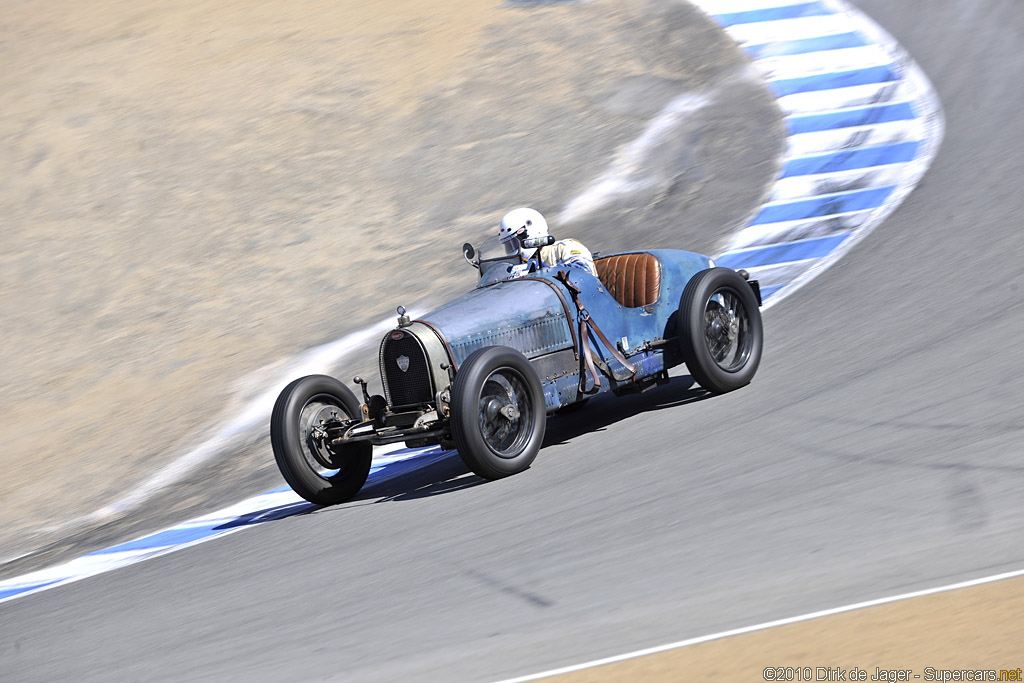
left=380, top=332, right=433, bottom=407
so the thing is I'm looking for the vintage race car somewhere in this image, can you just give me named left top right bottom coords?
left=270, top=236, right=763, bottom=505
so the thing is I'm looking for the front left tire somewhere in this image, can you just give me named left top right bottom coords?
left=450, top=346, right=546, bottom=480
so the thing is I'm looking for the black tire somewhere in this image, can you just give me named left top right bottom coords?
left=450, top=346, right=546, bottom=480
left=270, top=374, right=372, bottom=505
left=678, top=268, right=763, bottom=394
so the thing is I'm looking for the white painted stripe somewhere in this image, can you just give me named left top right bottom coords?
left=785, top=119, right=926, bottom=157
left=770, top=163, right=910, bottom=202
left=764, top=42, right=944, bottom=306
left=721, top=230, right=845, bottom=259
left=741, top=258, right=823, bottom=286
left=784, top=97, right=917, bottom=124
left=494, top=568, right=1024, bottom=683
left=0, top=547, right=203, bottom=601
left=754, top=183, right=886, bottom=213
left=0, top=549, right=160, bottom=590
left=689, top=0, right=811, bottom=13
left=753, top=45, right=892, bottom=82
left=777, top=80, right=907, bottom=116
left=0, top=494, right=298, bottom=603
left=725, top=210, right=871, bottom=249
left=172, top=489, right=308, bottom=528
left=371, top=448, right=452, bottom=485
left=723, top=15, right=853, bottom=46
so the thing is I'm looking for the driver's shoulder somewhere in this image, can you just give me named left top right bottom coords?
left=548, top=237, right=592, bottom=257
left=554, top=236, right=586, bottom=248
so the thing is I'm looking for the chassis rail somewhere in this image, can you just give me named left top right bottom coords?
left=327, top=416, right=447, bottom=447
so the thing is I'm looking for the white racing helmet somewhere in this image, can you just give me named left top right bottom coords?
left=498, top=207, right=551, bottom=259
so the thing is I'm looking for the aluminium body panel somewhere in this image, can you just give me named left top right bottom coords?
left=417, top=278, right=576, bottom=367
left=388, top=249, right=714, bottom=410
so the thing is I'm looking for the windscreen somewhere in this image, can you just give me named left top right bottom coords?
left=476, top=235, right=518, bottom=262
left=472, top=235, right=520, bottom=286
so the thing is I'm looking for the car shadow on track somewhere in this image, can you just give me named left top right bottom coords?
left=285, top=374, right=716, bottom=515
left=339, top=373, right=715, bottom=505
left=371, top=459, right=482, bottom=503
left=543, top=372, right=712, bottom=447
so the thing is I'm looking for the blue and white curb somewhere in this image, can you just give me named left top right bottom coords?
left=694, top=0, right=943, bottom=306
left=0, top=445, right=451, bottom=604
left=0, top=0, right=942, bottom=605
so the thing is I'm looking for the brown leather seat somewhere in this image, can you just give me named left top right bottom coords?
left=595, top=253, right=662, bottom=308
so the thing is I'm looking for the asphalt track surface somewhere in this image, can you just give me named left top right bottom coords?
left=2, top=1, right=1023, bottom=681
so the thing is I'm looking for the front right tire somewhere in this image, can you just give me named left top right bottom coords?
left=270, top=374, right=372, bottom=505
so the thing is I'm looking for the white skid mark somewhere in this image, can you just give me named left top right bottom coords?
left=46, top=314, right=415, bottom=535
left=557, top=92, right=713, bottom=225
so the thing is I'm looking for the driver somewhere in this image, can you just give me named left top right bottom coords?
left=498, top=207, right=597, bottom=278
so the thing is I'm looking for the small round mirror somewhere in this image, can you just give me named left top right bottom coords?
left=463, top=242, right=479, bottom=268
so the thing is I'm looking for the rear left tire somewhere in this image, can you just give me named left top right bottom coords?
left=450, top=346, right=546, bottom=480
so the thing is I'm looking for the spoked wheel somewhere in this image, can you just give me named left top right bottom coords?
left=450, top=346, right=546, bottom=480
left=270, top=374, right=372, bottom=505
left=678, top=268, right=763, bottom=394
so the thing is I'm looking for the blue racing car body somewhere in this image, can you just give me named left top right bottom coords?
left=405, top=249, right=718, bottom=412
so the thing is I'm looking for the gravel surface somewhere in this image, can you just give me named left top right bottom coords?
left=0, top=0, right=781, bottom=574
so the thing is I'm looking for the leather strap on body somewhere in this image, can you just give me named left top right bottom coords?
left=579, top=315, right=602, bottom=395
left=556, top=271, right=637, bottom=394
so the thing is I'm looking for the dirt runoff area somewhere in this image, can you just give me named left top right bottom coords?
left=546, top=574, right=1024, bottom=681
left=0, top=0, right=782, bottom=570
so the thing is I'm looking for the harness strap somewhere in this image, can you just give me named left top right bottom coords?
left=579, top=316, right=602, bottom=395
left=586, top=314, right=636, bottom=380
left=556, top=270, right=637, bottom=394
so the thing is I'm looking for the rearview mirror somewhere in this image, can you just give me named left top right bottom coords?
left=463, top=242, right=479, bottom=269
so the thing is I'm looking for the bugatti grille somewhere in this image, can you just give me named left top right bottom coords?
left=380, top=332, right=433, bottom=407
